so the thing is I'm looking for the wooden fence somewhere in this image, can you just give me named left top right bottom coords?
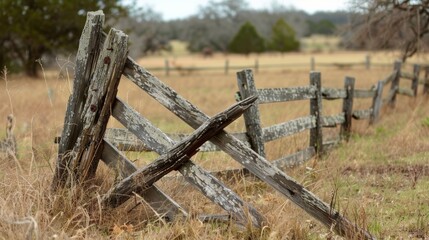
left=106, top=60, right=426, bottom=171
left=146, top=55, right=428, bottom=76
left=53, top=11, right=377, bottom=239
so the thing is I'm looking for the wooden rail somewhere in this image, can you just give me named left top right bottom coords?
left=51, top=11, right=429, bottom=240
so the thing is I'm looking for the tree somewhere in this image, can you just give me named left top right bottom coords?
left=348, top=0, right=429, bottom=61
left=306, top=19, right=336, bottom=36
left=228, top=22, right=265, bottom=55
left=269, top=19, right=300, bottom=52
left=0, top=0, right=126, bottom=77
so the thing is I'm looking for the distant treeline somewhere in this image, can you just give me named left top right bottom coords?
left=117, top=0, right=350, bottom=57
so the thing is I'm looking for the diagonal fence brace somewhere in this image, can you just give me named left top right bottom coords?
left=102, top=96, right=257, bottom=207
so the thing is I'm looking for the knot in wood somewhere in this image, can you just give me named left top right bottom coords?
left=104, top=56, right=111, bottom=65
left=90, top=104, right=97, bottom=112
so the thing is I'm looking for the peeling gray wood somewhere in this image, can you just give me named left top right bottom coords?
left=262, top=116, right=315, bottom=143
left=352, top=109, right=373, bottom=120
left=321, top=87, right=346, bottom=100
left=321, top=114, right=345, bottom=127
left=389, top=60, right=402, bottom=107
left=411, top=64, right=420, bottom=97
left=256, top=86, right=316, bottom=103
left=309, top=72, right=323, bottom=155
left=340, top=77, right=355, bottom=141
left=103, top=96, right=257, bottom=208
left=111, top=98, right=264, bottom=227
left=70, top=28, right=128, bottom=183
left=397, top=87, right=414, bottom=97
left=354, top=89, right=376, bottom=99
left=101, top=139, right=188, bottom=220
left=105, top=128, right=249, bottom=152
left=237, top=69, right=266, bottom=157
left=122, top=61, right=374, bottom=238
left=370, top=81, right=384, bottom=124
left=53, top=11, right=105, bottom=189
left=273, top=147, right=316, bottom=169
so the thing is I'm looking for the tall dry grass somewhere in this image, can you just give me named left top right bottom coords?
left=0, top=52, right=428, bottom=239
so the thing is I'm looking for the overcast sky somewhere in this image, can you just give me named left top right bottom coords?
left=133, top=0, right=349, bottom=20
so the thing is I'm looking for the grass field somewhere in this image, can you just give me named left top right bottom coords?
left=0, top=51, right=429, bottom=239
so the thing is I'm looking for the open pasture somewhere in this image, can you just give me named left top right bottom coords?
left=0, top=51, right=429, bottom=239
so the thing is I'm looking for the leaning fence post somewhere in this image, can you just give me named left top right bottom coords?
left=411, top=64, right=420, bottom=97
left=389, top=60, right=402, bottom=107
left=340, top=76, right=355, bottom=141
left=237, top=69, right=265, bottom=158
left=52, top=11, right=105, bottom=190
left=370, top=81, right=384, bottom=124
left=424, top=66, right=429, bottom=94
left=310, top=72, right=323, bottom=155
left=224, top=59, right=229, bottom=75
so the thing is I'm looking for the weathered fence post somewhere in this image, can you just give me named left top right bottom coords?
left=53, top=11, right=105, bottom=189
left=72, top=28, right=128, bottom=183
left=340, top=77, right=355, bottom=141
left=370, top=81, right=384, bottom=124
left=424, top=66, right=429, bottom=94
left=165, top=59, right=170, bottom=76
left=411, top=64, right=421, bottom=97
left=389, top=60, right=402, bottom=107
left=365, top=54, right=371, bottom=70
left=237, top=69, right=265, bottom=157
left=224, top=59, right=229, bottom=75
left=310, top=57, right=315, bottom=71
left=310, top=72, right=323, bottom=155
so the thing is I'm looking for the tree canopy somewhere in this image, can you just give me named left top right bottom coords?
left=228, top=21, right=265, bottom=55
left=0, top=0, right=126, bottom=77
left=347, top=0, right=429, bottom=61
left=269, top=19, right=300, bottom=52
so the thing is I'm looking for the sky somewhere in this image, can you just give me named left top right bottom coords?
left=133, top=0, right=349, bottom=20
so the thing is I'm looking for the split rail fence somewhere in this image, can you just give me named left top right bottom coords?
left=53, top=11, right=429, bottom=240
left=105, top=60, right=427, bottom=172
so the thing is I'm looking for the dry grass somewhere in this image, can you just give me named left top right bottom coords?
left=0, top=52, right=428, bottom=239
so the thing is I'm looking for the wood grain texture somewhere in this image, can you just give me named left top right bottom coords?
left=110, top=98, right=265, bottom=227
left=103, top=96, right=257, bottom=207
left=53, top=11, right=105, bottom=189
left=309, top=72, right=323, bottom=155
left=101, top=139, right=188, bottom=220
left=70, top=28, right=128, bottom=183
left=340, top=77, right=355, bottom=141
left=256, top=86, right=316, bottom=103
left=237, top=69, right=265, bottom=157
left=122, top=60, right=374, bottom=239
left=262, top=116, right=315, bottom=142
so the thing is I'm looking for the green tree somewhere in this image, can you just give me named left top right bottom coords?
left=228, top=21, right=265, bottom=55
left=307, top=19, right=336, bottom=36
left=0, top=0, right=126, bottom=77
left=269, top=19, right=300, bottom=53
